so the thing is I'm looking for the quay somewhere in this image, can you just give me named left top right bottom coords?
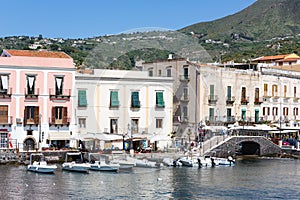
left=2, top=135, right=300, bottom=166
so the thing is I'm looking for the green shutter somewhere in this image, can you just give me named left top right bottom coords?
left=110, top=91, right=119, bottom=107
left=78, top=90, right=87, bottom=106
left=131, top=92, right=140, bottom=108
left=156, top=92, right=165, bottom=108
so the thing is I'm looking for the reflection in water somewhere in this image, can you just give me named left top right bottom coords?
left=1, top=159, right=300, bottom=199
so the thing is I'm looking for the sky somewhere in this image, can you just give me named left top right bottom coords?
left=2, top=0, right=257, bottom=39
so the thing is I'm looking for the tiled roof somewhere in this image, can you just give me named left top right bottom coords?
left=253, top=54, right=288, bottom=61
left=4, top=49, right=71, bottom=59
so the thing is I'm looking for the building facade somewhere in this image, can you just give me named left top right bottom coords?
left=75, top=69, right=173, bottom=151
left=0, top=50, right=76, bottom=151
left=142, top=56, right=300, bottom=142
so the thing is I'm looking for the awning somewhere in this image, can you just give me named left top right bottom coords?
left=79, top=133, right=123, bottom=141
left=48, top=132, right=71, bottom=140
left=150, top=134, right=170, bottom=143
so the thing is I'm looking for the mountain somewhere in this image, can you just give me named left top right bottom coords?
left=180, top=0, right=300, bottom=41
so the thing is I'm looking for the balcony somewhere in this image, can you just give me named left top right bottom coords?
left=241, top=96, right=249, bottom=105
left=25, top=88, right=39, bottom=99
left=0, top=116, right=13, bottom=126
left=24, top=118, right=39, bottom=126
left=254, top=97, right=263, bottom=105
left=208, top=95, right=218, bottom=105
left=226, top=96, right=235, bottom=106
left=0, top=88, right=12, bottom=99
left=179, top=75, right=190, bottom=82
left=49, top=88, right=71, bottom=101
left=180, top=95, right=189, bottom=102
left=49, top=117, right=70, bottom=126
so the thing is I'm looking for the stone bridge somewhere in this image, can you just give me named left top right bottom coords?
left=205, top=136, right=282, bottom=158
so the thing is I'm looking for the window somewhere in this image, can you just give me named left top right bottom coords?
left=78, top=118, right=86, bottom=128
left=131, top=91, right=140, bottom=108
left=55, top=76, right=64, bottom=95
left=241, top=87, right=246, bottom=101
left=110, top=119, right=118, bottom=133
left=158, top=70, right=162, bottom=77
left=51, top=107, right=68, bottom=124
left=263, top=107, right=270, bottom=116
left=166, top=68, right=172, bottom=77
left=284, top=85, right=287, bottom=98
left=148, top=70, right=153, bottom=77
left=110, top=91, right=119, bottom=108
left=272, top=107, right=278, bottom=116
left=131, top=119, right=139, bottom=134
left=78, top=90, right=87, bottom=107
left=156, top=91, right=165, bottom=108
left=26, top=75, right=36, bottom=95
left=294, top=87, right=297, bottom=98
left=210, top=85, right=215, bottom=100
left=156, top=118, right=163, bottom=128
left=0, top=74, right=9, bottom=94
left=183, top=87, right=188, bottom=100
left=255, top=88, right=259, bottom=102
left=255, top=109, right=259, bottom=123
left=264, top=84, right=268, bottom=96
left=293, top=108, right=298, bottom=116
left=0, top=105, right=8, bottom=123
left=24, top=106, right=39, bottom=124
left=283, top=107, right=288, bottom=116
left=272, top=84, right=278, bottom=96
left=226, top=108, right=231, bottom=121
left=0, top=133, right=7, bottom=148
left=183, top=67, right=189, bottom=79
left=227, top=86, right=232, bottom=100
left=209, top=108, right=214, bottom=121
left=183, top=106, right=188, bottom=121
left=241, top=109, right=246, bottom=121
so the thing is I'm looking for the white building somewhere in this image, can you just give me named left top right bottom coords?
left=75, top=69, right=173, bottom=151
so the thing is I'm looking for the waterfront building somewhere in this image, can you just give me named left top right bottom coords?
left=0, top=50, right=76, bottom=151
left=142, top=55, right=300, bottom=142
left=75, top=69, right=173, bottom=151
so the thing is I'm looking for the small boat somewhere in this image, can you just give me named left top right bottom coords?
left=214, top=156, right=235, bottom=166
left=179, top=156, right=199, bottom=167
left=127, top=157, right=160, bottom=168
left=110, top=159, right=135, bottom=170
left=62, top=152, right=90, bottom=173
left=27, top=153, right=57, bottom=174
left=89, top=153, right=120, bottom=172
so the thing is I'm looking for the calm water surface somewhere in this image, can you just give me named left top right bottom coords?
left=1, top=158, right=300, bottom=200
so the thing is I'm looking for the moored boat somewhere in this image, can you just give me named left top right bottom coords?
left=62, top=152, right=90, bottom=173
left=89, top=153, right=120, bottom=172
left=27, top=153, right=57, bottom=174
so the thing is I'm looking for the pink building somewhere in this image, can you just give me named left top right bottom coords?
left=0, top=50, right=76, bottom=151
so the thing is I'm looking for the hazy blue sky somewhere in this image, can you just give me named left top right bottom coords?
left=2, top=0, right=256, bottom=38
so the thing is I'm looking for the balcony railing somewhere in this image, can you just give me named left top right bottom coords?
left=179, top=75, right=190, bottom=82
left=226, top=96, right=235, bottom=106
left=49, top=117, right=70, bottom=126
left=25, top=88, right=39, bottom=99
left=241, top=96, right=249, bottom=105
left=254, top=97, right=263, bottom=105
left=208, top=95, right=218, bottom=105
left=0, top=88, right=12, bottom=99
left=24, top=118, right=39, bottom=126
left=0, top=116, right=13, bottom=125
left=49, top=88, right=71, bottom=101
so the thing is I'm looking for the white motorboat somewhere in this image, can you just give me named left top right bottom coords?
left=62, top=152, right=90, bottom=173
left=179, top=156, right=199, bottom=167
left=213, top=156, right=235, bottom=166
left=110, top=159, right=135, bottom=170
left=27, top=153, right=57, bottom=174
left=126, top=157, right=160, bottom=168
left=88, top=153, right=120, bottom=172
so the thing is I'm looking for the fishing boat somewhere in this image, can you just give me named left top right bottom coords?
left=88, top=153, right=120, bottom=172
left=62, top=152, right=90, bottom=173
left=27, top=153, right=57, bottom=174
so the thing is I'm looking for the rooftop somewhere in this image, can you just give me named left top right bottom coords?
left=1, top=49, right=71, bottom=59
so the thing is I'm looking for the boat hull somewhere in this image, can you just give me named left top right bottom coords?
left=90, top=165, right=118, bottom=172
left=27, top=166, right=57, bottom=174
left=62, top=163, right=90, bottom=173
